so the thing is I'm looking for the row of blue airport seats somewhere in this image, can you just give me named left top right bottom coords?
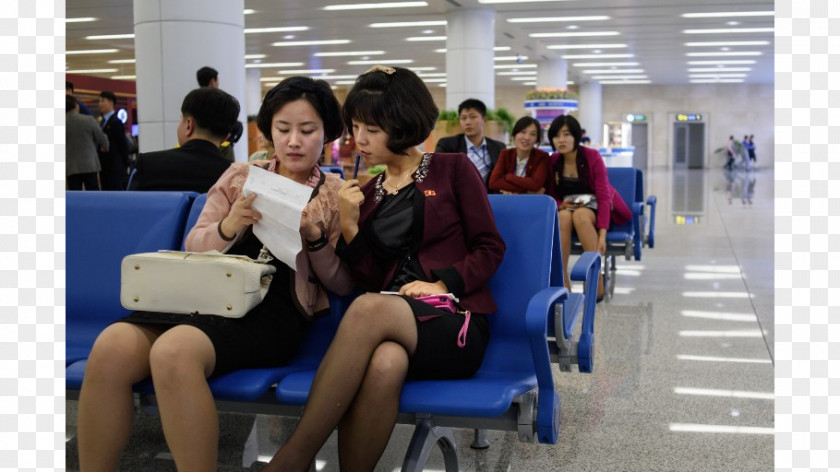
left=65, top=190, right=601, bottom=471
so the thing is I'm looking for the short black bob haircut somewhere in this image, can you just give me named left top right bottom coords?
left=180, top=87, right=240, bottom=140
left=196, top=66, right=218, bottom=87
left=511, top=116, right=543, bottom=145
left=257, top=76, right=344, bottom=145
left=342, top=66, right=439, bottom=155
left=547, top=114, right=583, bottom=152
left=458, top=98, right=487, bottom=117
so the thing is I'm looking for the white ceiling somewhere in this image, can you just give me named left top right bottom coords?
left=66, top=0, right=775, bottom=90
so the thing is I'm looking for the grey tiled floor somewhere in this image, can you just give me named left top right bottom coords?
left=65, top=167, right=774, bottom=471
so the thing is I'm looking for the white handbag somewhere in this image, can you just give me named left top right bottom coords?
left=120, top=250, right=277, bottom=318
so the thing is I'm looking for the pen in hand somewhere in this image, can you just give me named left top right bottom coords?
left=353, top=154, right=361, bottom=179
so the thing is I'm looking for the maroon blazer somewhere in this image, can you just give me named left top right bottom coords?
left=336, top=153, right=506, bottom=314
left=488, top=147, right=551, bottom=194
left=548, top=146, right=632, bottom=230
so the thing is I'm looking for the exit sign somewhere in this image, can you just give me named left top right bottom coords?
left=676, top=113, right=702, bottom=122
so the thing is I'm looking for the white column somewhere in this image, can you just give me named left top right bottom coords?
left=537, top=58, right=567, bottom=90
left=246, top=68, right=262, bottom=117
left=134, top=0, right=247, bottom=161
left=578, top=81, right=603, bottom=148
left=445, top=9, right=495, bottom=111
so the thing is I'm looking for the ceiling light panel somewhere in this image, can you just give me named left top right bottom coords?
left=681, top=11, right=774, bottom=18
left=507, top=16, right=609, bottom=23
left=324, top=2, right=427, bottom=10
left=683, top=28, right=774, bottom=34
left=314, top=51, right=385, bottom=57
left=272, top=40, right=350, bottom=47
left=530, top=31, right=619, bottom=38
left=369, top=20, right=446, bottom=27
left=547, top=44, right=627, bottom=49
left=245, top=26, right=309, bottom=34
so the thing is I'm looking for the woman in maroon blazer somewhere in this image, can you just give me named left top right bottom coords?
left=488, top=116, right=551, bottom=194
left=546, top=114, right=631, bottom=300
left=265, top=66, right=505, bottom=472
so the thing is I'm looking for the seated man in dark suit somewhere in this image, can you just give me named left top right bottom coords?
left=434, top=98, right=506, bottom=189
left=129, top=87, right=240, bottom=193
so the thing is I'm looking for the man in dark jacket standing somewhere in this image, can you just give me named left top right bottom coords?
left=434, top=98, right=506, bottom=189
left=128, top=87, right=240, bottom=193
left=97, top=91, right=130, bottom=189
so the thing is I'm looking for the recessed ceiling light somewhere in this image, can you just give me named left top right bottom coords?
left=347, top=59, right=414, bottom=65
left=324, top=2, right=428, bottom=10
left=562, top=53, right=634, bottom=59
left=507, top=16, right=609, bottom=23
left=369, top=20, right=446, bottom=27
left=411, top=67, right=438, bottom=72
left=688, top=73, right=747, bottom=78
left=567, top=25, right=579, bottom=30
left=683, top=27, right=774, bottom=34
left=496, top=71, right=537, bottom=76
left=66, top=49, right=119, bottom=55
left=493, top=64, right=537, bottom=69
left=107, top=59, right=136, bottom=64
left=721, top=47, right=731, bottom=51
left=406, top=36, right=446, bottom=41
left=245, top=26, right=309, bottom=34
left=283, top=35, right=296, bottom=40
left=687, top=60, right=756, bottom=65
left=582, top=69, right=644, bottom=74
left=111, top=75, right=136, bottom=80
left=690, top=79, right=744, bottom=83
left=684, top=41, right=770, bottom=46
left=66, top=68, right=119, bottom=73
left=243, top=9, right=255, bottom=14
left=494, top=46, right=511, bottom=51
left=314, top=51, right=385, bottom=57
left=572, top=62, right=639, bottom=67
left=591, top=75, right=648, bottom=80
left=422, top=29, right=435, bottom=34
left=598, top=80, right=651, bottom=84
left=244, top=54, right=266, bottom=60
left=530, top=31, right=620, bottom=38
left=685, top=51, right=762, bottom=57
left=244, top=62, right=305, bottom=68
left=85, top=34, right=134, bottom=40
left=726, top=21, right=740, bottom=26
left=494, top=56, right=530, bottom=61
left=272, top=40, right=351, bottom=47
left=66, top=17, right=97, bottom=23
left=681, top=11, right=774, bottom=18
left=688, top=67, right=751, bottom=72
left=547, top=43, right=627, bottom=50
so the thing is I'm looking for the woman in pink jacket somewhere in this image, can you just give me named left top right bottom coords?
left=488, top=116, right=550, bottom=194
left=76, top=77, right=354, bottom=471
left=546, top=114, right=631, bottom=300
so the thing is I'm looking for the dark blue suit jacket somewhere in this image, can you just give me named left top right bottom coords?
left=129, top=139, right=231, bottom=193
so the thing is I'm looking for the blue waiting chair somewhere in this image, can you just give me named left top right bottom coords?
left=319, top=165, right=345, bottom=179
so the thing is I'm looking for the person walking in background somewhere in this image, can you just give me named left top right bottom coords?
left=66, top=95, right=108, bottom=190
left=264, top=66, right=505, bottom=472
left=128, top=87, right=240, bottom=193
left=434, top=98, right=506, bottom=189
left=76, top=77, right=353, bottom=471
left=741, top=135, right=751, bottom=170
left=488, top=116, right=550, bottom=194
left=97, top=91, right=130, bottom=190
left=546, top=114, right=631, bottom=302
left=747, top=134, right=757, bottom=167
left=725, top=135, right=736, bottom=170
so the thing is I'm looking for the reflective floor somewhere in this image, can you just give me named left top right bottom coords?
left=65, top=167, right=775, bottom=471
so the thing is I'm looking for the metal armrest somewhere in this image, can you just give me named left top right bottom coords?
left=524, top=285, right=568, bottom=444
left=569, top=252, right=601, bottom=373
left=646, top=195, right=657, bottom=248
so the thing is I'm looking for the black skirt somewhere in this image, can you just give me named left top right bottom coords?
left=118, top=231, right=306, bottom=376
left=400, top=295, right=490, bottom=380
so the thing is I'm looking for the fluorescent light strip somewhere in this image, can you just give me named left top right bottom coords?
left=347, top=59, right=413, bottom=65
left=111, top=75, right=136, bottom=80
left=422, top=78, right=447, bottom=83
left=684, top=265, right=741, bottom=273
left=416, top=72, right=446, bottom=77
left=521, top=82, right=537, bottom=86
left=406, top=36, right=446, bottom=41
left=245, top=26, right=309, bottom=34
left=547, top=43, right=627, bottom=49
left=562, top=54, right=634, bottom=59
left=496, top=71, right=538, bottom=76
left=572, top=62, right=639, bottom=67
left=66, top=68, right=118, bottom=73
left=495, top=56, right=530, bottom=61
left=243, top=9, right=255, bottom=14
left=684, top=41, right=769, bottom=47
left=107, top=59, right=135, bottom=64
left=508, top=16, right=609, bottom=23
left=688, top=67, right=751, bottom=72
left=494, top=64, right=537, bottom=69
left=410, top=67, right=437, bottom=71
left=369, top=20, right=445, bottom=27
left=479, top=0, right=578, bottom=3
left=682, top=11, right=774, bottom=18
left=686, top=51, right=762, bottom=57
left=683, top=273, right=743, bottom=280
left=245, top=62, right=305, bottom=69
left=66, top=49, right=118, bottom=55
left=674, top=387, right=774, bottom=400
left=510, top=76, right=537, bottom=81
left=530, top=31, right=619, bottom=38
left=273, top=40, right=350, bottom=47
left=86, top=33, right=134, bottom=40
left=677, top=354, right=771, bottom=364
left=683, top=28, right=774, bottom=34
left=669, top=424, right=774, bottom=435
left=680, top=310, right=755, bottom=322
left=591, top=75, right=648, bottom=80
left=689, top=73, right=747, bottom=78
left=690, top=79, right=744, bottom=83
left=66, top=17, right=97, bottom=23
left=678, top=330, right=762, bottom=337
left=315, top=51, right=385, bottom=57
left=324, top=2, right=427, bottom=10
left=582, top=69, right=644, bottom=74
left=245, top=54, right=266, bottom=60
left=599, top=80, right=651, bottom=84
left=494, top=46, right=511, bottom=51
left=686, top=60, right=755, bottom=65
